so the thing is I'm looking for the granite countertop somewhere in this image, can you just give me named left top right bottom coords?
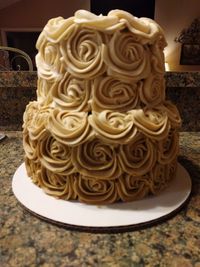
left=0, top=132, right=200, bottom=267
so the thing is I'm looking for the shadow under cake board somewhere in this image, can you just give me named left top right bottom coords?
left=12, top=163, right=192, bottom=233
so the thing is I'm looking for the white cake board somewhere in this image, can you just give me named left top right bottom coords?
left=12, top=163, right=192, bottom=233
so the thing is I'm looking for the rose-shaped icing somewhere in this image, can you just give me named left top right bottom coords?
left=157, top=129, right=179, bottom=164
left=139, top=74, right=165, bottom=106
left=150, top=36, right=167, bottom=74
left=108, top=10, right=165, bottom=44
left=74, top=175, right=118, bottom=204
left=51, top=73, right=91, bottom=112
left=47, top=109, right=93, bottom=146
left=23, top=132, right=38, bottom=161
left=38, top=132, right=75, bottom=175
left=23, top=102, right=52, bottom=141
left=92, top=76, right=140, bottom=112
left=71, top=138, right=121, bottom=179
left=89, top=110, right=137, bottom=143
left=162, top=101, right=182, bottom=128
left=23, top=102, right=52, bottom=161
left=23, top=101, right=39, bottom=129
left=36, top=35, right=64, bottom=81
left=103, top=30, right=151, bottom=82
left=60, top=26, right=106, bottom=79
left=149, top=163, right=168, bottom=194
left=24, top=157, right=42, bottom=185
left=37, top=78, right=53, bottom=105
left=39, top=168, right=77, bottom=199
left=131, top=107, right=170, bottom=140
left=117, top=173, right=149, bottom=201
left=41, top=16, right=75, bottom=43
left=118, top=133, right=156, bottom=176
left=166, top=159, right=177, bottom=183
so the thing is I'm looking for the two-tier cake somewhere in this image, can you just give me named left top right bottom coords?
left=23, top=10, right=181, bottom=204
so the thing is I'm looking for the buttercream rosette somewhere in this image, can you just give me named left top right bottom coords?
left=92, top=76, right=139, bottom=112
left=116, top=173, right=149, bottom=201
left=103, top=30, right=151, bottom=82
left=23, top=102, right=52, bottom=160
left=89, top=110, right=137, bottom=143
left=38, top=132, right=75, bottom=175
left=37, top=168, right=77, bottom=200
left=23, top=102, right=52, bottom=141
left=150, top=36, right=166, bottom=74
left=51, top=73, right=91, bottom=112
left=71, top=138, right=121, bottom=180
left=36, top=78, right=53, bottom=105
left=42, top=16, right=75, bottom=43
left=24, top=157, right=42, bottom=185
left=118, top=133, right=156, bottom=176
left=157, top=129, right=179, bottom=164
left=60, top=25, right=106, bottom=79
left=47, top=109, right=93, bottom=146
left=36, top=33, right=65, bottom=82
left=131, top=107, right=170, bottom=140
left=139, top=73, right=165, bottom=106
left=74, top=175, right=118, bottom=204
left=162, top=101, right=182, bottom=128
left=149, top=162, right=173, bottom=194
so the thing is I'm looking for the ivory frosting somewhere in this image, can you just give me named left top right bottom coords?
left=23, top=9, right=181, bottom=204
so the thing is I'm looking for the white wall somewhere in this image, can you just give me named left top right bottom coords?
left=155, top=0, right=200, bottom=71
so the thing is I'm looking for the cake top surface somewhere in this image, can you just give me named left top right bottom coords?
left=37, top=9, right=166, bottom=44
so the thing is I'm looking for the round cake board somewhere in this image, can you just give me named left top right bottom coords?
left=12, top=163, right=192, bottom=233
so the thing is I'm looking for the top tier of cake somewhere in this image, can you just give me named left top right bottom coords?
left=35, top=10, right=168, bottom=111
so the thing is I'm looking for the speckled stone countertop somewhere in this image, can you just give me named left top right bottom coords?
left=0, top=132, right=200, bottom=267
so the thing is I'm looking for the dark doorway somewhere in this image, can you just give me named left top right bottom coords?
left=90, top=0, right=155, bottom=19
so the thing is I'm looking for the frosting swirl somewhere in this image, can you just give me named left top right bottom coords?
left=24, top=157, right=42, bottom=185
left=38, top=132, right=75, bottom=175
left=48, top=109, right=93, bottom=146
left=92, top=76, right=139, bottom=112
left=140, top=74, right=165, bottom=106
left=24, top=102, right=52, bottom=141
left=89, top=110, right=137, bottom=143
left=131, top=107, right=169, bottom=140
left=60, top=26, right=106, bottom=79
left=162, top=101, right=182, bottom=127
left=36, top=35, right=64, bottom=81
left=117, top=173, right=149, bottom=201
left=103, top=30, right=151, bottom=82
left=37, top=78, right=53, bottom=105
left=39, top=168, right=77, bottom=199
left=149, top=164, right=168, bottom=194
left=71, top=138, right=121, bottom=179
left=51, top=73, right=91, bottom=112
left=74, top=175, right=118, bottom=204
left=41, top=16, right=75, bottom=43
left=157, top=129, right=179, bottom=164
left=150, top=36, right=166, bottom=74
left=118, top=134, right=156, bottom=176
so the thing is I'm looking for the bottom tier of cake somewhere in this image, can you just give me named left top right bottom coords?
left=24, top=129, right=179, bottom=205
